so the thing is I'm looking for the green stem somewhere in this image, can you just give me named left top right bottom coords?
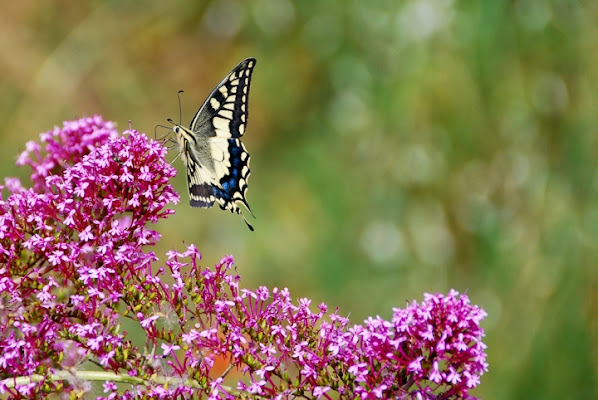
left=1, top=370, right=205, bottom=389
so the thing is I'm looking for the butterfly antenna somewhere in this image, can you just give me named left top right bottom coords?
left=177, top=90, right=184, bottom=125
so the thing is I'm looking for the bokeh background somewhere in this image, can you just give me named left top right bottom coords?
left=1, top=0, right=597, bottom=398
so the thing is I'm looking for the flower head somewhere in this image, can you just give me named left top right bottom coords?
left=1, top=117, right=179, bottom=393
left=16, top=116, right=119, bottom=192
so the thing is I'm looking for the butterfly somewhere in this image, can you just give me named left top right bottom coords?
left=170, top=58, right=256, bottom=231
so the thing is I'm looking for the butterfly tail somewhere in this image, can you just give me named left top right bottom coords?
left=241, top=211, right=254, bottom=231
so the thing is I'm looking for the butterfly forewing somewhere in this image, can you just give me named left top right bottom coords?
left=190, top=58, right=255, bottom=138
left=173, top=58, right=256, bottom=231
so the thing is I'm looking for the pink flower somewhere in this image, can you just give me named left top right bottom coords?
left=161, top=343, right=181, bottom=356
left=0, top=117, right=488, bottom=400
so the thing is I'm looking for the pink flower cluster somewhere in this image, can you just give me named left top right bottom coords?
left=0, top=117, right=487, bottom=399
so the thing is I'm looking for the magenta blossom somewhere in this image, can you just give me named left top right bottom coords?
left=0, top=117, right=487, bottom=399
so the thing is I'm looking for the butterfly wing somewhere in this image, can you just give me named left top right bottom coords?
left=177, top=58, right=256, bottom=230
left=183, top=137, right=216, bottom=209
left=190, top=57, right=255, bottom=138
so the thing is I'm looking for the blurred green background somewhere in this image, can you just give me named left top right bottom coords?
left=1, top=0, right=597, bottom=398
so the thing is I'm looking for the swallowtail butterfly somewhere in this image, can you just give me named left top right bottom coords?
left=171, top=58, right=256, bottom=231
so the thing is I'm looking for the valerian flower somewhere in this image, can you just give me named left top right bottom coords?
left=0, top=117, right=487, bottom=399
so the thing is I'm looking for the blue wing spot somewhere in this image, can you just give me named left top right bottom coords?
left=213, top=187, right=231, bottom=200
left=230, top=144, right=241, bottom=156
left=229, top=177, right=237, bottom=188
left=222, top=181, right=230, bottom=191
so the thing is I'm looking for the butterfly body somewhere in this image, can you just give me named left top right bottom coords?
left=172, top=58, right=256, bottom=230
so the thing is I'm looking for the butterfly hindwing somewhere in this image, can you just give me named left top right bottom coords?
left=212, top=138, right=251, bottom=212
left=172, top=58, right=256, bottom=230
left=185, top=145, right=215, bottom=208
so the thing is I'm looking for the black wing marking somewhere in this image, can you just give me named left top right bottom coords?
left=189, top=58, right=256, bottom=139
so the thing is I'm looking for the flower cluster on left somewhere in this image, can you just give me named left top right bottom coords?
left=0, top=117, right=179, bottom=397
